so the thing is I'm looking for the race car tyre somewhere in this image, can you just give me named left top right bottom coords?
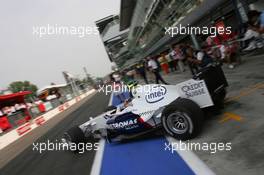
left=162, top=98, right=204, bottom=140
left=64, top=126, right=85, bottom=145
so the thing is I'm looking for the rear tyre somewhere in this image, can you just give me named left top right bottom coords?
left=162, top=98, right=204, bottom=140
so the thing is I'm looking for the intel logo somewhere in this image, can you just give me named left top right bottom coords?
left=145, top=86, right=167, bottom=103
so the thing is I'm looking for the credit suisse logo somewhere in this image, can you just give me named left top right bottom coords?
left=145, top=86, right=167, bottom=103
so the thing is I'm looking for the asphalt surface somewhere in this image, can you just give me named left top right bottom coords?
left=134, top=53, right=264, bottom=175
left=0, top=92, right=109, bottom=175
left=157, top=53, right=264, bottom=175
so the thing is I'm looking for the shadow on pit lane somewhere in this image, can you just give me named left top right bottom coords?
left=110, top=130, right=166, bottom=146
left=202, top=99, right=243, bottom=120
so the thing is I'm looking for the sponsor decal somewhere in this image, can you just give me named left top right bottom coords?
left=75, top=96, right=81, bottom=102
left=35, top=116, right=46, bottom=125
left=181, top=82, right=205, bottom=98
left=138, top=110, right=155, bottom=116
left=145, top=86, right=167, bottom=103
left=64, top=102, right=70, bottom=108
left=17, top=123, right=31, bottom=135
left=111, top=118, right=138, bottom=129
left=58, top=105, right=64, bottom=112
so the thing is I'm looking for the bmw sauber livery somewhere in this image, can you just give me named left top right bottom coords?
left=63, top=63, right=228, bottom=145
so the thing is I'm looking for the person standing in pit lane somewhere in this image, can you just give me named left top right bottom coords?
left=171, top=45, right=185, bottom=73
left=147, top=56, right=169, bottom=85
left=188, top=44, right=214, bottom=69
left=186, top=45, right=199, bottom=75
left=165, top=51, right=175, bottom=72
left=247, top=10, right=264, bottom=34
left=136, top=61, right=149, bottom=84
left=158, top=53, right=170, bottom=74
left=112, top=71, right=122, bottom=84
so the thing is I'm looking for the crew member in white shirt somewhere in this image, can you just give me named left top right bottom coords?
left=147, top=57, right=169, bottom=84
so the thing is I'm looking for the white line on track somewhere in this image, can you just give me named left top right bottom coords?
left=166, top=136, right=215, bottom=175
left=90, top=139, right=106, bottom=175
left=108, top=92, right=114, bottom=106
left=91, top=92, right=113, bottom=175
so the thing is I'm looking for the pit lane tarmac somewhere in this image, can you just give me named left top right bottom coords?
left=0, top=92, right=109, bottom=175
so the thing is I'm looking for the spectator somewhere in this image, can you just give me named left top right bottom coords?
left=158, top=54, right=169, bottom=74
left=219, top=42, right=240, bottom=69
left=165, top=52, right=175, bottom=72
left=120, top=70, right=130, bottom=85
left=2, top=106, right=11, bottom=115
left=109, top=73, right=115, bottom=83
left=242, top=10, right=264, bottom=51
left=181, top=43, right=189, bottom=61
left=247, top=10, right=264, bottom=34
left=147, top=57, right=169, bottom=84
left=10, top=106, right=16, bottom=113
left=136, top=61, right=148, bottom=84
left=112, top=71, right=122, bottom=84
left=171, top=45, right=185, bottom=72
left=242, top=27, right=261, bottom=51
left=126, top=68, right=136, bottom=81
left=14, top=103, right=20, bottom=110
left=46, top=95, right=57, bottom=101
left=196, top=45, right=214, bottom=68
left=170, top=47, right=178, bottom=71
left=186, top=46, right=199, bottom=75
left=26, top=102, right=33, bottom=108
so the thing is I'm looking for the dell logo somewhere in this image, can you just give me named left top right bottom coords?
left=145, top=86, right=167, bottom=103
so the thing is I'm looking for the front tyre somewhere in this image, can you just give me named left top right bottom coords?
left=162, top=98, right=204, bottom=140
left=64, top=126, right=85, bottom=145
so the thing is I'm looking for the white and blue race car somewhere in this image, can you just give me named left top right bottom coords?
left=64, top=63, right=228, bottom=144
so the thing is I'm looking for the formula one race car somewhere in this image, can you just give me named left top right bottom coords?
left=63, top=62, right=228, bottom=144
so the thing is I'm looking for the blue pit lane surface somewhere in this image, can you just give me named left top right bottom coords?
left=100, top=137, right=195, bottom=175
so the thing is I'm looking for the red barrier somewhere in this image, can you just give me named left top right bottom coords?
left=0, top=116, right=12, bottom=131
